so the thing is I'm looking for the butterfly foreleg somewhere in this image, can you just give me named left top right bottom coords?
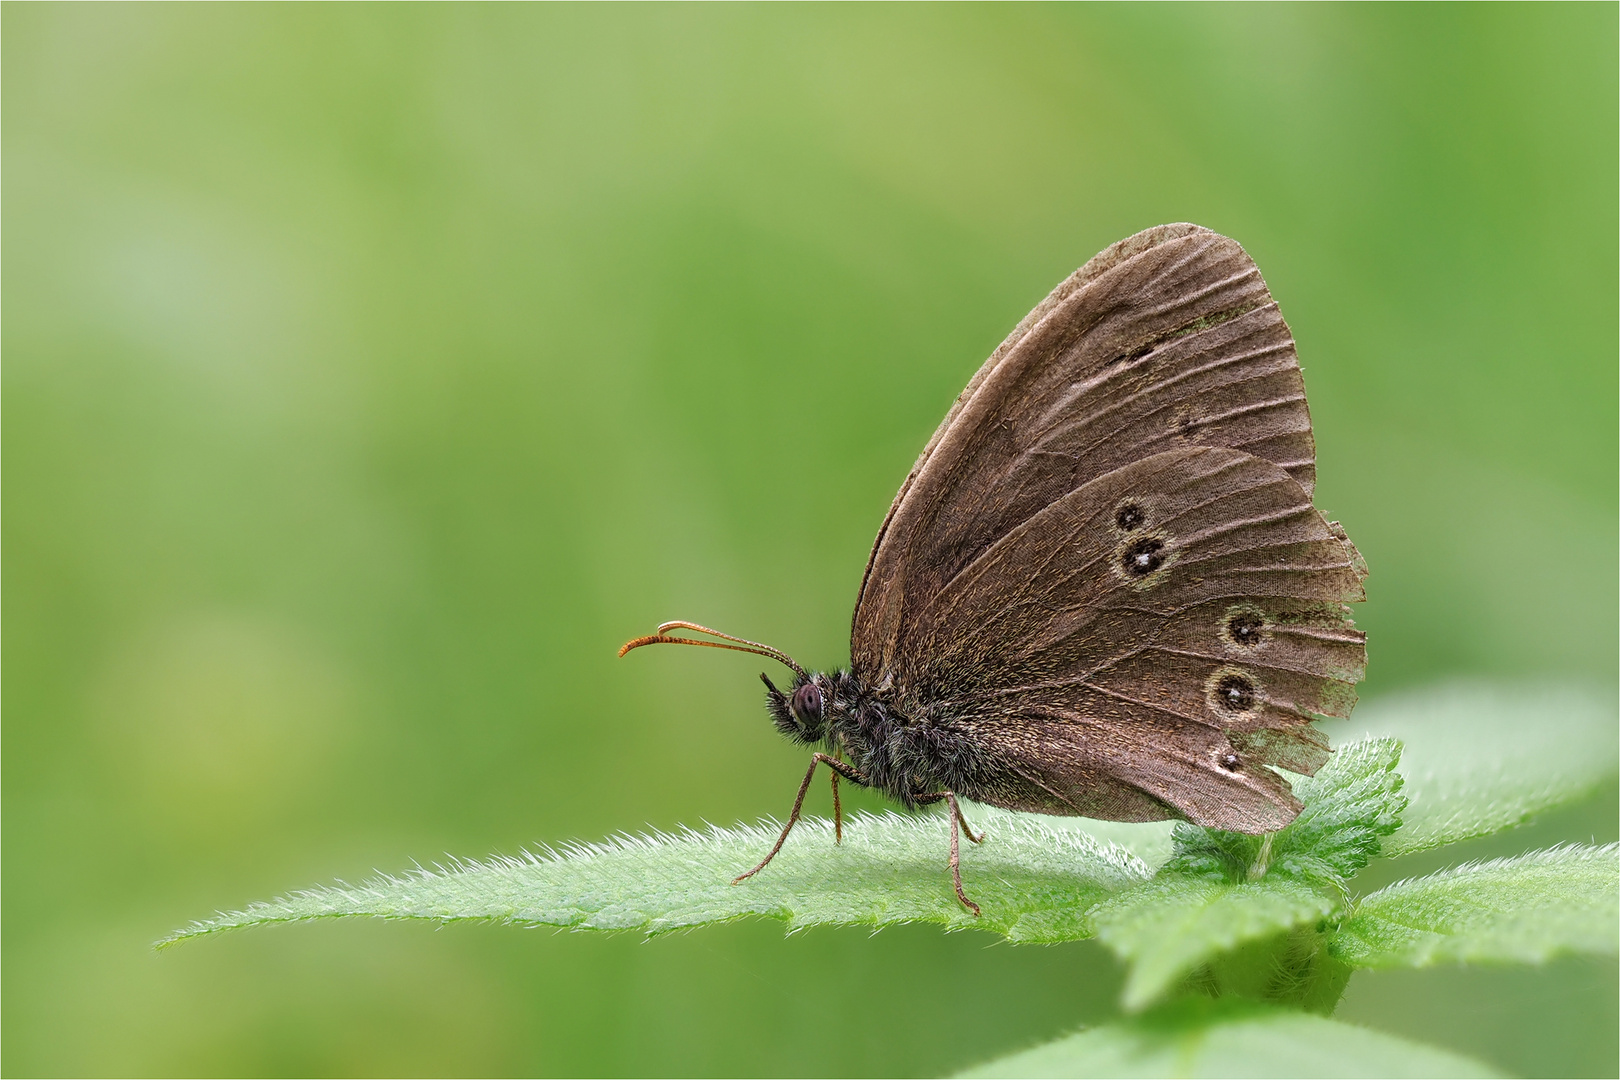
left=733, top=753, right=867, bottom=886
left=829, top=764, right=843, bottom=844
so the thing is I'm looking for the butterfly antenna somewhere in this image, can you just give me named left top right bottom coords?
left=618, top=620, right=807, bottom=680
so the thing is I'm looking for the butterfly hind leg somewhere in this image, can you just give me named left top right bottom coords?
left=914, top=790, right=984, bottom=917
left=734, top=753, right=867, bottom=886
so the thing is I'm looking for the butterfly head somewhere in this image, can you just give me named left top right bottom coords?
left=761, top=671, right=829, bottom=744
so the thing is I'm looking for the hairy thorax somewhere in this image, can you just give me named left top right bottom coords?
left=820, top=670, right=988, bottom=808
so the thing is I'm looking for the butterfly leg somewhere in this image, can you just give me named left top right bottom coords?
left=830, top=767, right=843, bottom=844
left=944, top=792, right=982, bottom=918
left=734, top=753, right=866, bottom=885
left=914, top=790, right=983, bottom=916
left=951, top=794, right=984, bottom=845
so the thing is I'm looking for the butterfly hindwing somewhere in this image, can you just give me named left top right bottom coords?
left=881, top=447, right=1363, bottom=830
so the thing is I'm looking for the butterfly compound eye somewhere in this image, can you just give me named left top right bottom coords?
left=790, top=683, right=824, bottom=726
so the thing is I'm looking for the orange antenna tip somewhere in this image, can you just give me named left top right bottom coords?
left=618, top=634, right=669, bottom=658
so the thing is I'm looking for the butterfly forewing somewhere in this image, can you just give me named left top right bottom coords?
left=856, top=226, right=1318, bottom=676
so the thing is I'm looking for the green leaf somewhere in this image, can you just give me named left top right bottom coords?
left=1332, top=843, right=1620, bottom=968
left=1277, top=737, right=1406, bottom=881
left=1320, top=683, right=1617, bottom=856
left=1092, top=877, right=1338, bottom=1011
left=1166, top=738, right=1405, bottom=885
left=1016, top=813, right=1176, bottom=869
left=160, top=811, right=1149, bottom=947
left=1091, top=738, right=1408, bottom=1011
left=956, top=999, right=1503, bottom=1078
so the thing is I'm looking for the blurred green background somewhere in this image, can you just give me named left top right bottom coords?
left=4, top=4, right=1616, bottom=1077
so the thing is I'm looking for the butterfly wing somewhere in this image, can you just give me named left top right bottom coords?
left=855, top=224, right=1319, bottom=676
left=901, top=446, right=1365, bottom=830
left=851, top=226, right=1364, bottom=830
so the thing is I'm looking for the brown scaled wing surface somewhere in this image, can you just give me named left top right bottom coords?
left=851, top=224, right=1366, bottom=832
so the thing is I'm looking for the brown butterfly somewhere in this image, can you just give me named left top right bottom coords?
left=622, top=224, right=1366, bottom=915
